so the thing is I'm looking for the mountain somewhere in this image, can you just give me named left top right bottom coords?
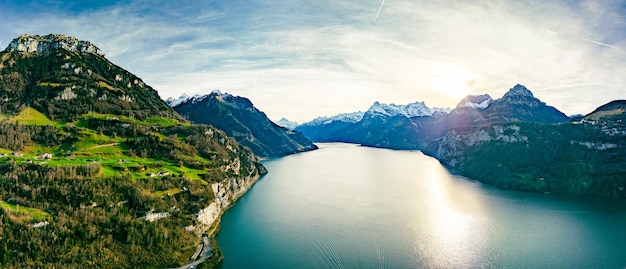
left=478, top=84, right=569, bottom=124
left=297, top=100, right=453, bottom=149
left=584, top=100, right=626, bottom=121
left=276, top=117, right=298, bottom=130
left=429, top=100, right=626, bottom=197
left=0, top=34, right=266, bottom=268
left=298, top=84, right=569, bottom=150
left=343, top=101, right=450, bottom=149
left=0, top=34, right=179, bottom=121
left=363, top=101, right=451, bottom=118
left=296, top=111, right=364, bottom=142
left=296, top=84, right=626, bottom=197
left=167, top=91, right=318, bottom=158
left=441, top=84, right=568, bottom=130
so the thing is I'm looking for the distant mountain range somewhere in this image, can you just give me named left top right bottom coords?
left=166, top=91, right=317, bottom=158
left=296, top=84, right=625, bottom=197
left=296, top=100, right=452, bottom=149
left=297, top=84, right=568, bottom=149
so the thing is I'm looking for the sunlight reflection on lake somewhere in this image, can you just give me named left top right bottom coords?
left=217, top=143, right=626, bottom=268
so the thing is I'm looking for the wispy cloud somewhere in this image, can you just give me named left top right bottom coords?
left=1, top=0, right=625, bottom=121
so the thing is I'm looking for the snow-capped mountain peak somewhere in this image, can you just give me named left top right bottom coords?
left=457, top=94, right=493, bottom=109
left=166, top=90, right=233, bottom=108
left=276, top=117, right=299, bottom=130
left=365, top=101, right=449, bottom=118
left=304, top=111, right=365, bottom=126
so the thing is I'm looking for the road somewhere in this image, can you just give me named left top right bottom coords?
left=170, top=234, right=214, bottom=269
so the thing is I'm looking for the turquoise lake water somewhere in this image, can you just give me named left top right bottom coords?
left=217, top=143, right=626, bottom=268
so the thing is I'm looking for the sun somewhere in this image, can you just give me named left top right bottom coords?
left=433, top=64, right=474, bottom=99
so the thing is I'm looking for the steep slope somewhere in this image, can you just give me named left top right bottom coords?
left=168, top=91, right=318, bottom=158
left=440, top=84, right=568, bottom=131
left=480, top=84, right=569, bottom=124
left=584, top=100, right=626, bottom=121
left=429, top=100, right=626, bottom=198
left=0, top=34, right=179, bottom=121
left=0, top=34, right=266, bottom=268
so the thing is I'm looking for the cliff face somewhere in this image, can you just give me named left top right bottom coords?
left=196, top=154, right=267, bottom=228
left=428, top=118, right=626, bottom=197
left=6, top=34, right=104, bottom=56
left=434, top=124, right=528, bottom=165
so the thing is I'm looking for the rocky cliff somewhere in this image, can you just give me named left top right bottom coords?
left=428, top=112, right=626, bottom=197
left=196, top=148, right=267, bottom=226
left=6, top=34, right=104, bottom=56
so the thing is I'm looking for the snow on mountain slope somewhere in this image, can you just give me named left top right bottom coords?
left=166, top=90, right=229, bottom=108
left=276, top=118, right=299, bottom=130
left=302, top=111, right=365, bottom=126
left=365, top=101, right=451, bottom=118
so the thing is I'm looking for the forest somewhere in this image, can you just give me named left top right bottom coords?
left=0, top=109, right=261, bottom=268
left=451, top=121, right=626, bottom=197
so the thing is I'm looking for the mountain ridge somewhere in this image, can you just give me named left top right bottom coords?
left=0, top=34, right=178, bottom=122
left=168, top=91, right=318, bottom=158
left=296, top=84, right=566, bottom=150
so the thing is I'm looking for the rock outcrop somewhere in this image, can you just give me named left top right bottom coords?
left=195, top=153, right=267, bottom=229
left=6, top=34, right=104, bottom=56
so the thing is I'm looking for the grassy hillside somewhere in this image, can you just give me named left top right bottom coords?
left=12, top=107, right=56, bottom=126
left=0, top=107, right=263, bottom=268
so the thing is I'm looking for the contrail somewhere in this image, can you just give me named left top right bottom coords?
left=583, top=38, right=624, bottom=52
left=374, top=0, right=386, bottom=22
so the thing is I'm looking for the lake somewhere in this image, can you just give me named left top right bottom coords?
left=217, top=143, right=626, bottom=268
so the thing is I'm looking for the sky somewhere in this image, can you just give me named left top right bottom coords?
left=1, top=0, right=625, bottom=122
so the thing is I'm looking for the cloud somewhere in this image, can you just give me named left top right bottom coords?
left=1, top=0, right=625, bottom=121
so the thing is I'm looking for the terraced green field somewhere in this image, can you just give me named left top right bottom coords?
left=1, top=109, right=219, bottom=191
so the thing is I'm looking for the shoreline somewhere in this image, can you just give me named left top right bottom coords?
left=197, top=172, right=264, bottom=269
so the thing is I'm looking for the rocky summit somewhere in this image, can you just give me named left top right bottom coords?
left=6, top=34, right=104, bottom=56
left=0, top=34, right=176, bottom=121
